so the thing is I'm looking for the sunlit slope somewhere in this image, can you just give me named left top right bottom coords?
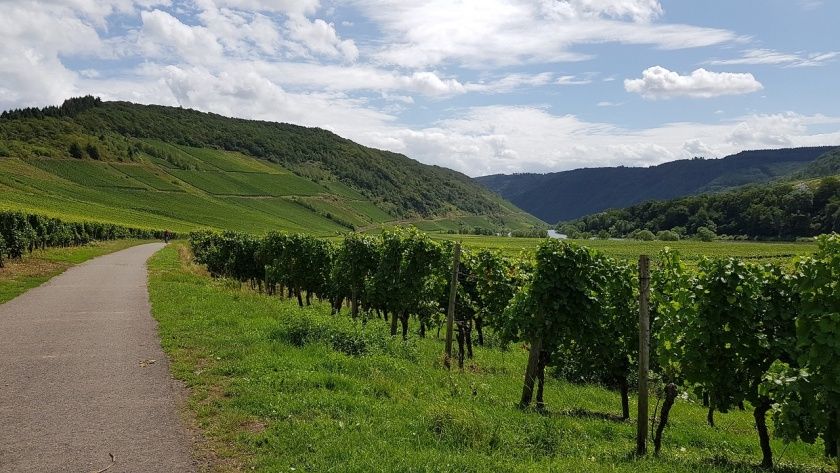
left=0, top=144, right=393, bottom=235
left=0, top=98, right=542, bottom=234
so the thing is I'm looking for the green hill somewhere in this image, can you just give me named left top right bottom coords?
left=560, top=174, right=840, bottom=240
left=476, top=146, right=838, bottom=223
left=0, top=97, right=540, bottom=235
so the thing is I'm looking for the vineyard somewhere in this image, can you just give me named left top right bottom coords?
left=188, top=228, right=840, bottom=471
left=0, top=210, right=167, bottom=268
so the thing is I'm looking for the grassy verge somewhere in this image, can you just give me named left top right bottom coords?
left=0, top=239, right=152, bottom=303
left=148, top=243, right=830, bottom=472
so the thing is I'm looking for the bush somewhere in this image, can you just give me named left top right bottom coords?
left=68, top=142, right=84, bottom=159
left=85, top=143, right=101, bottom=160
left=696, top=226, right=716, bottom=242
left=656, top=230, right=680, bottom=241
left=632, top=229, right=655, bottom=241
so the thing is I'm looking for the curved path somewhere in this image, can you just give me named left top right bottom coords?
left=0, top=243, right=195, bottom=473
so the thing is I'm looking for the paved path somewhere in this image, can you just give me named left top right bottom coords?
left=0, top=243, right=195, bottom=473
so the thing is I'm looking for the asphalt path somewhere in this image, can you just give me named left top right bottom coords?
left=0, top=243, right=195, bottom=472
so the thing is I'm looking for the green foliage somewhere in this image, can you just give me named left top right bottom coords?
left=0, top=210, right=167, bottom=265
left=763, top=234, right=840, bottom=457
left=696, top=226, right=716, bottom=242
left=479, top=146, right=836, bottom=223
left=148, top=243, right=833, bottom=472
left=565, top=174, right=840, bottom=240
left=0, top=97, right=539, bottom=235
left=656, top=230, right=680, bottom=241
left=0, top=98, right=537, bottom=225
left=68, top=142, right=84, bottom=159
left=633, top=229, right=655, bottom=241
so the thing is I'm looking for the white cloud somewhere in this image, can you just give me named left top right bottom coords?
left=556, top=75, right=592, bottom=85
left=624, top=66, right=763, bottom=99
left=707, top=49, right=839, bottom=68
left=682, top=138, right=717, bottom=157
left=202, top=0, right=320, bottom=16
left=597, top=101, right=623, bottom=107
left=351, top=0, right=740, bottom=68
left=358, top=107, right=840, bottom=176
left=284, top=14, right=359, bottom=61
left=140, top=9, right=224, bottom=61
left=540, top=0, right=664, bottom=22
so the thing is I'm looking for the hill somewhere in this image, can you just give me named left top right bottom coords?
left=560, top=174, right=840, bottom=240
left=476, top=146, right=838, bottom=223
left=0, top=97, right=541, bottom=235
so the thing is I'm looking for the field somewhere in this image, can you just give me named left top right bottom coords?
left=435, top=234, right=818, bottom=263
left=0, top=151, right=537, bottom=237
left=148, top=244, right=832, bottom=472
left=0, top=239, right=149, bottom=303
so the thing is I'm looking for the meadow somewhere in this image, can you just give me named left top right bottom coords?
left=148, top=243, right=832, bottom=472
left=433, top=233, right=818, bottom=263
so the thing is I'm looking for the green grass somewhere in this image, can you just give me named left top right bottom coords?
left=148, top=244, right=831, bottom=472
left=177, top=146, right=282, bottom=173
left=0, top=149, right=510, bottom=236
left=28, top=158, right=147, bottom=189
left=432, top=234, right=818, bottom=263
left=0, top=239, right=149, bottom=303
left=111, top=163, right=185, bottom=191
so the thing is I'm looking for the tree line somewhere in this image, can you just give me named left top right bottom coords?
left=0, top=211, right=169, bottom=268
left=190, top=228, right=840, bottom=469
left=560, top=175, right=840, bottom=241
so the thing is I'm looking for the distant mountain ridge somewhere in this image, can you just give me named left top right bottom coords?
left=476, top=146, right=839, bottom=223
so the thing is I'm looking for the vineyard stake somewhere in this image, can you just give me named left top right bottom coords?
left=444, top=243, right=461, bottom=369
left=637, top=254, right=650, bottom=456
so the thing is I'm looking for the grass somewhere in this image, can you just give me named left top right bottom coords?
left=148, top=243, right=831, bottom=472
left=433, top=234, right=818, bottom=264
left=0, top=239, right=150, bottom=303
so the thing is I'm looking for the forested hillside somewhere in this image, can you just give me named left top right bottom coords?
left=0, top=97, right=540, bottom=234
left=477, top=146, right=837, bottom=223
left=560, top=175, right=840, bottom=240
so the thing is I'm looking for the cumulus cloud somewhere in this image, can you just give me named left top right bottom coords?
left=358, top=108, right=840, bottom=176
left=140, top=9, right=224, bottom=61
left=284, top=14, right=359, bottom=61
left=624, top=66, right=763, bottom=99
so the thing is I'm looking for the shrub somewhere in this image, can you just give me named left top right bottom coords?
left=68, top=142, right=84, bottom=159
left=632, top=229, right=655, bottom=241
left=656, top=230, right=680, bottom=241
left=696, top=226, right=716, bottom=242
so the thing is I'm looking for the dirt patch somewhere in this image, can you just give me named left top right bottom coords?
left=240, top=419, right=267, bottom=434
left=0, top=257, right=66, bottom=282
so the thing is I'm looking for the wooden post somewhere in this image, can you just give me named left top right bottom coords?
left=637, top=255, right=650, bottom=456
left=444, top=243, right=461, bottom=369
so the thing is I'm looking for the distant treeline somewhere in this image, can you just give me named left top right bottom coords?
left=0, top=96, right=102, bottom=120
left=0, top=211, right=168, bottom=267
left=560, top=175, right=840, bottom=241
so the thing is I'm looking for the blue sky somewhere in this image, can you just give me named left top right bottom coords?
left=2, top=0, right=839, bottom=176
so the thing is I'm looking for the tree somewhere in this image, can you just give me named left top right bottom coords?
left=695, top=226, right=716, bottom=242
left=68, top=142, right=84, bottom=159
left=85, top=143, right=101, bottom=160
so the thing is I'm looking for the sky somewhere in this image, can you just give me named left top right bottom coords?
left=2, top=0, right=839, bottom=176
